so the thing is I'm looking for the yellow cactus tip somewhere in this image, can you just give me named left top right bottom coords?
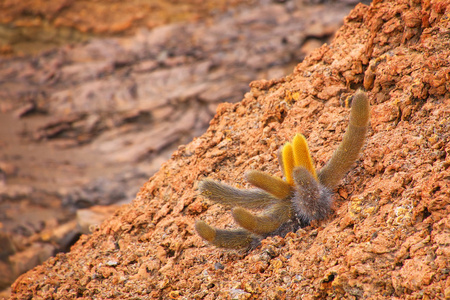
left=195, top=220, right=216, bottom=242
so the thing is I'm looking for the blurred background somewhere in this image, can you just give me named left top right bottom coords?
left=0, top=0, right=367, bottom=296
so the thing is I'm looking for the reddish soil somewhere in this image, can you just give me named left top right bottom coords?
left=9, top=0, right=450, bottom=299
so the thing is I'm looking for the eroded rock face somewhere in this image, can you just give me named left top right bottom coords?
left=0, top=0, right=253, bottom=55
left=9, top=0, right=450, bottom=299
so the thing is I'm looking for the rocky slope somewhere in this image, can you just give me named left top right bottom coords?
left=9, top=0, right=450, bottom=299
left=0, top=1, right=359, bottom=295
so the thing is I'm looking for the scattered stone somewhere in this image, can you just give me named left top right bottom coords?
left=105, top=260, right=118, bottom=267
left=12, top=103, right=36, bottom=118
left=0, top=161, right=17, bottom=177
left=76, top=205, right=121, bottom=234
left=0, top=184, right=33, bottom=200
left=41, top=220, right=79, bottom=251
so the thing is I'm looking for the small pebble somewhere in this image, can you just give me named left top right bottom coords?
left=214, top=262, right=225, bottom=270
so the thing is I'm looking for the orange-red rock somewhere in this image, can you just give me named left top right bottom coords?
left=9, top=0, right=450, bottom=299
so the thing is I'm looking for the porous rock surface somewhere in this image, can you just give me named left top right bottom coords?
left=10, top=0, right=450, bottom=299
